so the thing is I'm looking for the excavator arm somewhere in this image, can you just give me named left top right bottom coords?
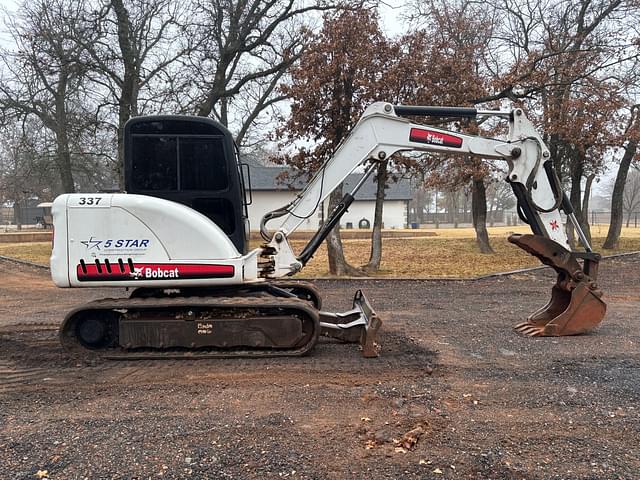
left=261, top=102, right=606, bottom=337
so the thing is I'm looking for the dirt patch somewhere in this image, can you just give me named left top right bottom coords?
left=0, top=256, right=639, bottom=478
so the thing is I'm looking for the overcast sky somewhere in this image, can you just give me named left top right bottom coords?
left=0, top=0, right=15, bottom=43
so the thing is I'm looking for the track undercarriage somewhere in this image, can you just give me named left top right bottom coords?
left=59, top=282, right=381, bottom=359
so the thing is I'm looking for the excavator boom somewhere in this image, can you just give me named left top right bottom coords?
left=260, top=102, right=605, bottom=336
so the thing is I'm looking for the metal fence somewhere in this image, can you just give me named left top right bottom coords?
left=589, top=211, right=640, bottom=227
left=418, top=211, right=640, bottom=228
left=421, top=210, right=509, bottom=226
left=1, top=203, right=52, bottom=228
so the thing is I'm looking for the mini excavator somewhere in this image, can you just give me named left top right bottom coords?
left=50, top=103, right=606, bottom=358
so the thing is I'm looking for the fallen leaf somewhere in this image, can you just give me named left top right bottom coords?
left=433, top=468, right=443, bottom=474
left=394, top=447, right=407, bottom=454
left=35, top=471, right=48, bottom=479
left=360, top=417, right=371, bottom=422
left=394, top=422, right=427, bottom=450
left=365, top=440, right=376, bottom=450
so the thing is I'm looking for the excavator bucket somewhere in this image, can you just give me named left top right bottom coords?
left=319, top=290, right=382, bottom=357
left=508, top=234, right=606, bottom=337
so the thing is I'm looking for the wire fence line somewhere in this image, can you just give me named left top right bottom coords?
left=417, top=211, right=640, bottom=228
left=588, top=211, right=640, bottom=228
left=2, top=203, right=640, bottom=230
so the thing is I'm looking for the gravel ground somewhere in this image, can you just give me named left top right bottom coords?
left=0, top=256, right=639, bottom=479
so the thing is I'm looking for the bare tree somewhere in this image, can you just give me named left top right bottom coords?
left=182, top=0, right=358, bottom=147
left=623, top=169, right=640, bottom=227
left=276, top=9, right=391, bottom=275
left=485, top=0, right=639, bottom=244
left=0, top=0, right=94, bottom=193
left=73, top=0, right=190, bottom=185
left=0, top=120, right=57, bottom=228
left=486, top=178, right=516, bottom=226
left=604, top=104, right=639, bottom=248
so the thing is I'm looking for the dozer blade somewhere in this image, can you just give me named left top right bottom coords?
left=319, top=290, right=382, bottom=357
left=508, top=234, right=606, bottom=337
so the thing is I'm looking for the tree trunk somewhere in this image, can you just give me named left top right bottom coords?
left=452, top=191, right=459, bottom=227
left=434, top=189, right=439, bottom=228
left=116, top=104, right=128, bottom=189
left=603, top=140, right=637, bottom=249
left=488, top=194, right=495, bottom=227
left=325, top=186, right=363, bottom=276
left=568, top=158, right=591, bottom=247
left=13, top=199, right=22, bottom=230
left=363, top=161, right=387, bottom=273
left=54, top=127, right=76, bottom=193
left=581, top=173, right=594, bottom=240
left=53, top=71, right=75, bottom=193
left=472, top=178, right=494, bottom=253
left=416, top=172, right=425, bottom=224
left=112, top=0, right=138, bottom=189
left=220, top=96, right=228, bottom=127
left=463, top=192, right=469, bottom=223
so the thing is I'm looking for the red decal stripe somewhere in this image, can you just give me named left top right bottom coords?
left=409, top=128, right=463, bottom=148
left=77, top=262, right=235, bottom=282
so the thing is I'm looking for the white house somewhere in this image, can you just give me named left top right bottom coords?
left=246, top=164, right=411, bottom=231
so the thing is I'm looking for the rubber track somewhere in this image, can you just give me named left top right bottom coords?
left=59, top=295, right=321, bottom=360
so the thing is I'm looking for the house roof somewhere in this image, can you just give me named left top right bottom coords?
left=247, top=165, right=412, bottom=201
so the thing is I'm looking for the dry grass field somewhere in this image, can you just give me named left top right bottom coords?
left=290, top=225, right=640, bottom=277
left=0, top=242, right=51, bottom=264
left=2, top=225, right=639, bottom=278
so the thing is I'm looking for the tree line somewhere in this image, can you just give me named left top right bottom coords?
left=1, top=0, right=639, bottom=274
left=277, top=1, right=639, bottom=273
left=0, top=0, right=341, bottom=193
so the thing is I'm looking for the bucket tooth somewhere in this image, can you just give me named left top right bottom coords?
left=508, top=234, right=606, bottom=337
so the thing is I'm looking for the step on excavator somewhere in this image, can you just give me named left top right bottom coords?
left=50, top=103, right=606, bottom=359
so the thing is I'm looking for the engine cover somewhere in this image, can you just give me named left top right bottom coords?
left=51, top=193, right=259, bottom=288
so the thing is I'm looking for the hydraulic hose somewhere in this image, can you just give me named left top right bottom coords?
left=260, top=208, right=290, bottom=242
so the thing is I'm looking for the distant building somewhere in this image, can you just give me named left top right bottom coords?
left=246, top=164, right=412, bottom=231
left=1, top=198, right=50, bottom=226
